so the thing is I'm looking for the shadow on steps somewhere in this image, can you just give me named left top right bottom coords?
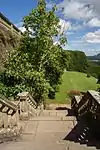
left=63, top=116, right=100, bottom=149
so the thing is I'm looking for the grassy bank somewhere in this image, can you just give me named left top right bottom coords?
left=48, top=71, right=99, bottom=104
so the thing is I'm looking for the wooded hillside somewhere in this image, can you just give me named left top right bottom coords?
left=65, top=50, right=88, bottom=72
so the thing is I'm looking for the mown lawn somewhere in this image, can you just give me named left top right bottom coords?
left=48, top=71, right=99, bottom=104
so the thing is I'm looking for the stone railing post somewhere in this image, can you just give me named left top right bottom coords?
left=2, top=113, right=8, bottom=128
left=17, top=92, right=37, bottom=120
left=17, top=92, right=30, bottom=120
left=17, top=92, right=29, bottom=113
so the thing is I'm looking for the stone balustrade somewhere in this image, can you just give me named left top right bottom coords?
left=0, top=99, right=19, bottom=128
left=17, top=92, right=37, bottom=120
left=0, top=92, right=36, bottom=142
left=0, top=98, right=21, bottom=142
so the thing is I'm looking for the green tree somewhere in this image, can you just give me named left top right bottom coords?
left=0, top=0, right=67, bottom=106
left=66, top=50, right=88, bottom=72
left=97, top=74, right=100, bottom=84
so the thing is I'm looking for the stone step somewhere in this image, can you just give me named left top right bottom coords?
left=40, top=110, right=67, bottom=116
left=30, top=115, right=77, bottom=121
left=68, top=141, right=97, bottom=150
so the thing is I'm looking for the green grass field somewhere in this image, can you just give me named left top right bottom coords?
left=48, top=71, right=99, bottom=104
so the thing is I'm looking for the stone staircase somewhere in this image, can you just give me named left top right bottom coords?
left=20, top=108, right=97, bottom=150
left=32, top=106, right=99, bottom=150
left=0, top=90, right=100, bottom=150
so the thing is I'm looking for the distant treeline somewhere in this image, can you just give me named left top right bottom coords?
left=87, top=53, right=100, bottom=61
left=65, top=50, right=100, bottom=78
left=86, top=60, right=100, bottom=78
left=65, top=50, right=88, bottom=72
left=87, top=53, right=100, bottom=78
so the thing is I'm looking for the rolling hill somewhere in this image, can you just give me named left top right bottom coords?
left=48, top=71, right=99, bottom=104
left=87, top=53, right=100, bottom=60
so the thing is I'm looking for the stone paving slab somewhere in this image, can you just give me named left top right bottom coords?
left=1, top=142, right=35, bottom=150
left=20, top=134, right=35, bottom=142
left=37, top=120, right=74, bottom=133
left=22, top=121, right=37, bottom=134
left=2, top=141, right=97, bottom=150
left=30, top=116, right=62, bottom=121
left=33, top=142, right=66, bottom=150
left=30, top=116, right=76, bottom=121
left=34, top=132, right=67, bottom=144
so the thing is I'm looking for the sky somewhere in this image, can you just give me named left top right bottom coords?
left=1, top=0, right=100, bottom=56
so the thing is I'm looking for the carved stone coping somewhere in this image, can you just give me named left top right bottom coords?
left=74, top=96, right=82, bottom=104
left=71, top=95, right=82, bottom=107
left=28, top=94, right=37, bottom=106
left=6, top=100, right=19, bottom=108
left=0, top=99, right=17, bottom=115
left=17, top=92, right=29, bottom=101
left=88, top=90, right=100, bottom=104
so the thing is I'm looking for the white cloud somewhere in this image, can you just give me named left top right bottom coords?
left=87, top=18, right=100, bottom=27
left=58, top=0, right=95, bottom=21
left=59, top=19, right=71, bottom=34
left=15, top=22, right=26, bottom=33
left=78, top=0, right=100, bottom=16
left=64, top=39, right=100, bottom=56
left=18, top=26, right=26, bottom=33
left=58, top=1, right=100, bottom=55
left=71, top=24, right=84, bottom=31
left=16, top=22, right=34, bottom=33
left=84, top=29, right=100, bottom=43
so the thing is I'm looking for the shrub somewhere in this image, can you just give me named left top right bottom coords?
left=87, top=73, right=91, bottom=78
left=67, top=90, right=81, bottom=99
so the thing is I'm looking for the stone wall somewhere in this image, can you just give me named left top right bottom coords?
left=0, top=12, right=21, bottom=36
left=0, top=12, right=22, bottom=70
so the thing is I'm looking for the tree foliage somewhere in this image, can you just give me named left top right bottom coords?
left=86, top=60, right=100, bottom=78
left=0, top=0, right=67, bottom=105
left=66, top=50, right=88, bottom=72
